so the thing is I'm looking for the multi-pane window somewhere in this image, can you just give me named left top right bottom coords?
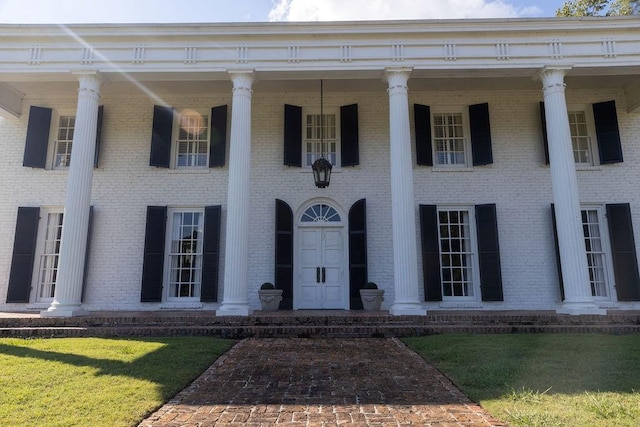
left=53, top=115, right=75, bottom=168
left=568, top=111, right=594, bottom=165
left=438, top=209, right=475, bottom=298
left=176, top=112, right=209, bottom=167
left=168, top=211, right=203, bottom=299
left=433, top=112, right=466, bottom=165
left=35, top=212, right=63, bottom=302
left=582, top=209, right=608, bottom=297
left=305, top=113, right=337, bottom=166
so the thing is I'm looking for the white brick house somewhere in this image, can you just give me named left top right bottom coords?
left=1, top=17, right=639, bottom=316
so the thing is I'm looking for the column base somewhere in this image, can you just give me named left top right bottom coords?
left=556, top=301, right=607, bottom=316
left=389, top=302, right=427, bottom=316
left=216, top=303, right=253, bottom=317
left=40, top=304, right=89, bottom=318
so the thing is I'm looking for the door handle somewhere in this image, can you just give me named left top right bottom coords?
left=322, top=267, right=326, bottom=283
left=316, top=267, right=320, bottom=283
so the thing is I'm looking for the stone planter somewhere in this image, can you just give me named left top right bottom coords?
left=359, top=289, right=385, bottom=311
left=258, top=289, right=283, bottom=312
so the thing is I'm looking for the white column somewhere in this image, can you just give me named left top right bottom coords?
left=42, top=72, right=102, bottom=317
left=217, top=71, right=254, bottom=316
left=386, top=68, right=427, bottom=316
left=538, top=67, right=605, bottom=315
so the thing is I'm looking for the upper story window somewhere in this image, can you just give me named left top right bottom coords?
left=305, top=111, right=338, bottom=166
left=568, top=108, right=598, bottom=166
left=149, top=104, right=227, bottom=169
left=283, top=103, right=359, bottom=168
left=53, top=115, right=75, bottom=168
left=175, top=110, right=209, bottom=168
left=432, top=110, right=467, bottom=166
left=414, top=103, right=493, bottom=168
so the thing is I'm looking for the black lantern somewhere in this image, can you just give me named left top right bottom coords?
left=312, top=157, right=332, bottom=188
left=313, top=79, right=332, bottom=188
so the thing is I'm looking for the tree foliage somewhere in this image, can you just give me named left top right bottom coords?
left=556, top=0, right=639, bottom=16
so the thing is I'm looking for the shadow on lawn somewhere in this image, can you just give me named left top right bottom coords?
left=0, top=338, right=234, bottom=399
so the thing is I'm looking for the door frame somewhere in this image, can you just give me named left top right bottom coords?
left=293, top=198, right=349, bottom=310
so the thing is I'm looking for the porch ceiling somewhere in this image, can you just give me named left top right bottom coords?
left=3, top=71, right=639, bottom=99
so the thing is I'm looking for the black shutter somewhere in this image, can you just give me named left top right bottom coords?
left=275, top=199, right=294, bottom=309
left=23, top=106, right=52, bottom=168
left=419, top=205, right=442, bottom=301
left=550, top=204, right=565, bottom=301
left=209, top=105, right=227, bottom=168
left=540, top=101, right=550, bottom=165
left=94, top=106, right=104, bottom=168
left=81, top=206, right=94, bottom=302
left=149, top=105, right=173, bottom=168
left=414, top=104, right=433, bottom=166
left=469, top=103, right=493, bottom=166
left=606, top=204, right=640, bottom=301
left=140, top=206, right=167, bottom=302
left=475, top=204, right=503, bottom=301
left=201, top=205, right=221, bottom=302
left=284, top=104, right=302, bottom=167
left=348, top=199, right=367, bottom=310
left=340, top=104, right=359, bottom=167
left=593, top=100, right=623, bottom=164
left=6, top=207, right=40, bottom=303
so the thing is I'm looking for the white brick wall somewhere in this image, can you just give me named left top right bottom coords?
left=1, top=85, right=639, bottom=312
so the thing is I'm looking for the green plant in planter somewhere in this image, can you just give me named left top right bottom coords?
left=360, top=282, right=384, bottom=311
left=260, top=282, right=275, bottom=290
left=363, top=282, right=378, bottom=289
left=258, top=282, right=281, bottom=311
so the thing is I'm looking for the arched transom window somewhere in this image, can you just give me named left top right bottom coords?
left=301, top=204, right=341, bottom=223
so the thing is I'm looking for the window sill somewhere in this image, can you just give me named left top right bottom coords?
left=167, top=168, right=212, bottom=175
left=576, top=165, right=602, bottom=172
left=431, top=166, right=474, bottom=173
left=297, top=167, right=344, bottom=173
left=438, top=301, right=484, bottom=309
left=160, top=302, right=204, bottom=309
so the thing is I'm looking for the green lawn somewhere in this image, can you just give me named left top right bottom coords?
left=404, top=334, right=640, bottom=427
left=0, top=337, right=235, bottom=427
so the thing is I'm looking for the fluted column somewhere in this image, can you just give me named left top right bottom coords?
left=42, top=72, right=102, bottom=317
left=386, top=68, right=427, bottom=316
left=538, top=67, right=605, bottom=315
left=217, top=71, right=254, bottom=316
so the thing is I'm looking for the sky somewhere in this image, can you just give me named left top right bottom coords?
left=0, top=0, right=571, bottom=24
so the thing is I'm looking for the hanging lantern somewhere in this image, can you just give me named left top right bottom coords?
left=312, top=157, right=332, bottom=188
left=313, top=79, right=332, bottom=188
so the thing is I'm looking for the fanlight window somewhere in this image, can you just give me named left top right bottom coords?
left=301, top=204, right=341, bottom=223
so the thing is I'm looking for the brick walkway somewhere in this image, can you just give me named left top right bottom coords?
left=139, top=338, right=504, bottom=426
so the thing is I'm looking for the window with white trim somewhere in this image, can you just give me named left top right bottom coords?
left=166, top=209, right=204, bottom=300
left=33, top=210, right=63, bottom=302
left=581, top=206, right=613, bottom=298
left=432, top=107, right=471, bottom=167
left=305, top=110, right=339, bottom=167
left=437, top=208, right=479, bottom=299
left=568, top=110, right=597, bottom=166
left=175, top=110, right=209, bottom=168
left=53, top=114, right=75, bottom=169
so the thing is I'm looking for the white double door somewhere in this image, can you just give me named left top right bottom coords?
left=296, top=226, right=347, bottom=309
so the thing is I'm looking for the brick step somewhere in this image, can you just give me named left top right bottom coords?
left=2, top=322, right=640, bottom=339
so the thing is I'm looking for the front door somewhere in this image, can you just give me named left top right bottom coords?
left=297, top=226, right=347, bottom=309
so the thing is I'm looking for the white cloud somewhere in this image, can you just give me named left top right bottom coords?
left=268, top=0, right=542, bottom=21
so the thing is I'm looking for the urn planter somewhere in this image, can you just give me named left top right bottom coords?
left=258, top=283, right=282, bottom=312
left=359, top=282, right=384, bottom=311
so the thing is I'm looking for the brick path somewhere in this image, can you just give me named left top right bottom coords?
left=139, top=338, right=505, bottom=426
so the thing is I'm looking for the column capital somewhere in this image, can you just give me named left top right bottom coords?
left=535, top=66, right=572, bottom=92
left=385, top=67, right=412, bottom=96
left=229, top=70, right=254, bottom=92
left=72, top=71, right=103, bottom=101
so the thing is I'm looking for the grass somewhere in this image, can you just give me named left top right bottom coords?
left=0, top=337, right=235, bottom=427
left=404, top=334, right=640, bottom=427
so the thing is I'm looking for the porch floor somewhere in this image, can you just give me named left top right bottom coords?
left=1, top=309, right=639, bottom=338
